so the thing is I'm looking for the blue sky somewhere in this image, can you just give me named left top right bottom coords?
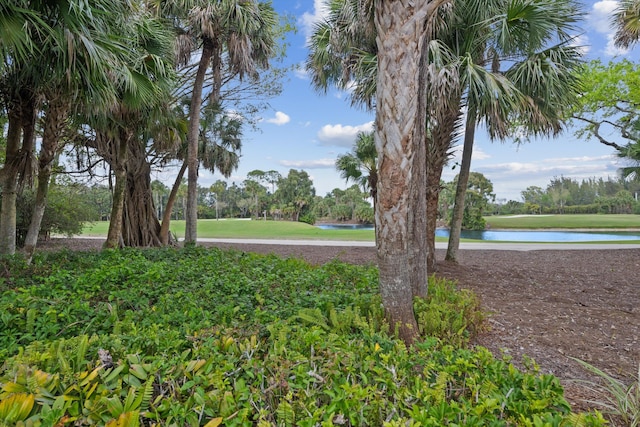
left=159, top=0, right=640, bottom=202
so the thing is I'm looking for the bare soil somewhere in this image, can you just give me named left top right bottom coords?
left=40, top=239, right=640, bottom=413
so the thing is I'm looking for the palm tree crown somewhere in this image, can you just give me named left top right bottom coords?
left=614, top=0, right=640, bottom=48
left=335, top=131, right=377, bottom=202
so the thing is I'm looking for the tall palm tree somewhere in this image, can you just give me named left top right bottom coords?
left=166, top=0, right=278, bottom=245
left=613, top=0, right=640, bottom=48
left=335, top=131, right=378, bottom=205
left=445, top=0, right=583, bottom=262
left=373, top=0, right=449, bottom=344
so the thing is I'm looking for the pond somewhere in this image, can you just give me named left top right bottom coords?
left=316, top=224, right=640, bottom=242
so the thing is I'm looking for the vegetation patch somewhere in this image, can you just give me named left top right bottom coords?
left=0, top=247, right=604, bottom=425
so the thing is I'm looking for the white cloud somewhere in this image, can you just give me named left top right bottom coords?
left=300, top=0, right=330, bottom=39
left=590, top=0, right=618, bottom=34
left=588, top=1, right=630, bottom=56
left=449, top=144, right=491, bottom=162
left=604, top=33, right=630, bottom=56
left=570, top=34, right=591, bottom=56
left=266, top=111, right=291, bottom=126
left=294, top=66, right=309, bottom=80
left=317, top=121, right=374, bottom=147
left=279, top=158, right=336, bottom=169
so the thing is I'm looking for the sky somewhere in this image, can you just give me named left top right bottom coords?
left=157, top=0, right=640, bottom=203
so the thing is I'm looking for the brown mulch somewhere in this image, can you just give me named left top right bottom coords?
left=39, top=238, right=640, bottom=414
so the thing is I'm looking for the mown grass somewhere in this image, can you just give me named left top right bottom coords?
left=0, top=246, right=605, bottom=425
left=82, top=214, right=640, bottom=242
left=82, top=219, right=377, bottom=241
left=485, top=214, right=640, bottom=229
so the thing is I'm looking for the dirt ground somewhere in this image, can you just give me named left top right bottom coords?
left=40, top=239, right=640, bottom=414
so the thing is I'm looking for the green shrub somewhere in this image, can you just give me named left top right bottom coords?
left=415, top=276, right=485, bottom=348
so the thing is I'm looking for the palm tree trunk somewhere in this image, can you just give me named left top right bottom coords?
left=374, top=0, right=444, bottom=345
left=185, top=39, right=215, bottom=245
left=446, top=110, right=477, bottom=263
left=159, top=160, right=187, bottom=245
left=23, top=99, right=68, bottom=263
left=0, top=110, right=23, bottom=255
left=425, top=147, right=446, bottom=272
left=104, top=130, right=131, bottom=249
left=426, top=106, right=461, bottom=271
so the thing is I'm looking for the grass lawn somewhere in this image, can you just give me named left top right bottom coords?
left=82, top=219, right=378, bottom=241
left=485, top=214, right=640, bottom=229
left=80, top=214, right=640, bottom=242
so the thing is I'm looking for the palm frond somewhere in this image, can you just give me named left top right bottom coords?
left=614, top=0, right=640, bottom=48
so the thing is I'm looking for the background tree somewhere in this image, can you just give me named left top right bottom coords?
left=571, top=59, right=639, bottom=156
left=445, top=0, right=583, bottom=263
left=159, top=103, right=242, bottom=243
left=445, top=172, right=495, bottom=230
left=274, top=169, right=316, bottom=222
left=168, top=0, right=279, bottom=245
left=335, top=131, right=378, bottom=207
left=613, top=0, right=640, bottom=48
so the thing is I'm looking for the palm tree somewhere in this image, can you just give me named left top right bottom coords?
left=444, top=0, right=583, bottom=263
left=20, top=0, right=141, bottom=260
left=308, top=0, right=461, bottom=272
left=613, top=0, right=640, bottom=48
left=335, top=131, right=378, bottom=205
left=159, top=102, right=242, bottom=244
left=373, top=0, right=449, bottom=344
left=83, top=13, right=177, bottom=249
left=0, top=0, right=134, bottom=256
left=165, top=0, right=278, bottom=245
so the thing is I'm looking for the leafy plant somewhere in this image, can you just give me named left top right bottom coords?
left=573, top=358, right=640, bottom=426
left=414, top=276, right=485, bottom=347
left=0, top=246, right=606, bottom=425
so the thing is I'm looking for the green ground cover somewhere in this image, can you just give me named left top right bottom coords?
left=0, top=247, right=604, bottom=425
left=485, top=214, right=640, bottom=229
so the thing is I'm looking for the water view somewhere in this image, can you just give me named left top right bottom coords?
left=316, top=224, right=640, bottom=242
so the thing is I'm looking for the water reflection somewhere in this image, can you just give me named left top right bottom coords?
left=316, top=224, right=640, bottom=242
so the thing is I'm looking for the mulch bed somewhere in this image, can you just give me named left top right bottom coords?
left=39, top=238, right=640, bottom=414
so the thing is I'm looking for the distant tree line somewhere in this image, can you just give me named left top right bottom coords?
left=490, top=176, right=640, bottom=215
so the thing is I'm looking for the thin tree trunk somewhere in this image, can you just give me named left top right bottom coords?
left=24, top=99, right=68, bottom=263
left=374, top=0, right=444, bottom=345
left=160, top=160, right=187, bottom=245
left=0, top=111, right=23, bottom=254
left=104, top=130, right=131, bottom=249
left=425, top=149, right=446, bottom=272
left=446, top=111, right=477, bottom=263
left=426, top=106, right=461, bottom=271
left=185, top=40, right=215, bottom=245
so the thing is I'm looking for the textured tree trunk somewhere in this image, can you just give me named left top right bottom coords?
left=374, top=0, right=446, bottom=345
left=0, top=111, right=23, bottom=255
left=159, top=160, right=187, bottom=245
left=23, top=99, right=68, bottom=263
left=121, top=139, right=164, bottom=247
left=425, top=106, right=460, bottom=271
left=185, top=40, right=215, bottom=245
left=446, top=111, right=477, bottom=263
left=104, top=130, right=131, bottom=249
left=425, top=148, right=446, bottom=272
